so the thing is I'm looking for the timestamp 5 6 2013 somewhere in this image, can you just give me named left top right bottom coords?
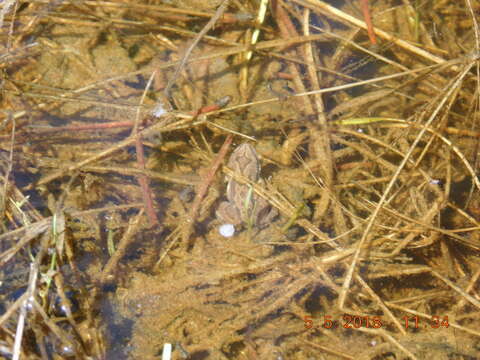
left=304, top=315, right=450, bottom=330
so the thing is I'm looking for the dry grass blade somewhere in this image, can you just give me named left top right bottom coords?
left=163, top=0, right=230, bottom=98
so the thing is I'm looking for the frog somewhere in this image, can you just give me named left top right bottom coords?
left=216, top=143, right=278, bottom=229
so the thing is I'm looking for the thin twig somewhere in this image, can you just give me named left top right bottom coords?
left=98, top=209, right=145, bottom=284
left=0, top=115, right=15, bottom=222
left=359, top=0, right=376, bottom=45
left=163, top=0, right=230, bottom=99
left=12, top=262, right=38, bottom=360
left=188, top=135, right=233, bottom=222
left=156, top=135, right=233, bottom=266
left=132, top=72, right=158, bottom=226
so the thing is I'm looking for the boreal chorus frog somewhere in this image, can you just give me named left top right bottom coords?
left=216, top=143, right=277, bottom=228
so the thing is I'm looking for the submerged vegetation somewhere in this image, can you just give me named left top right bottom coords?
left=1, top=0, right=480, bottom=359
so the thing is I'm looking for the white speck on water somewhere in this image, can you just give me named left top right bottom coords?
left=219, top=223, right=235, bottom=237
left=25, top=296, right=34, bottom=311
left=152, top=102, right=167, bottom=118
left=162, top=343, right=172, bottom=360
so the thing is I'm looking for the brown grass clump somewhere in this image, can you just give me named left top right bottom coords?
left=1, top=0, right=480, bottom=359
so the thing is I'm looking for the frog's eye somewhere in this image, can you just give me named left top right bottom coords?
left=219, top=223, right=235, bottom=238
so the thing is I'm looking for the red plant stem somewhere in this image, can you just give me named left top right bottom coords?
left=360, top=0, right=377, bottom=45
left=134, top=132, right=158, bottom=226
left=276, top=72, right=294, bottom=80
left=275, top=1, right=298, bottom=38
left=31, top=121, right=135, bottom=133
left=191, top=96, right=232, bottom=116
left=188, top=134, right=233, bottom=221
left=193, top=104, right=220, bottom=116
